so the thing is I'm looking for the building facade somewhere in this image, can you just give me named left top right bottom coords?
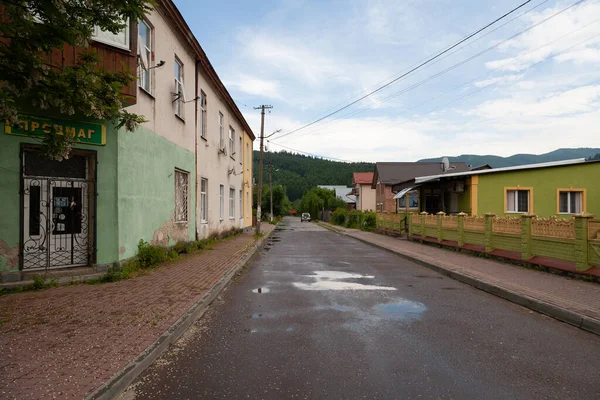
left=412, top=159, right=600, bottom=217
left=0, top=0, right=254, bottom=280
left=352, top=172, right=376, bottom=211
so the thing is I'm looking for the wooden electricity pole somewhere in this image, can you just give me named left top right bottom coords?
left=254, top=105, right=272, bottom=235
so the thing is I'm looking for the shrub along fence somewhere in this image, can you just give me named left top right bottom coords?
left=394, top=212, right=598, bottom=272
left=331, top=208, right=377, bottom=231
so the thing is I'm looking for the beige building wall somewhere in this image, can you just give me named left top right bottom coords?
left=358, top=184, right=376, bottom=211
left=127, top=7, right=196, bottom=153
left=242, top=131, right=253, bottom=230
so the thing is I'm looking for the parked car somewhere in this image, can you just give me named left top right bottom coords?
left=301, top=213, right=311, bottom=222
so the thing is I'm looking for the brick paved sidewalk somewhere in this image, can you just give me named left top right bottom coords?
left=323, top=223, right=600, bottom=326
left=0, top=226, right=273, bottom=399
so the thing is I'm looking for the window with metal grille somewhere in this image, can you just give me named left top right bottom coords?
left=229, top=188, right=235, bottom=219
left=559, top=191, right=582, bottom=214
left=174, top=170, right=189, bottom=223
left=200, top=178, right=208, bottom=222
left=506, top=190, right=529, bottom=213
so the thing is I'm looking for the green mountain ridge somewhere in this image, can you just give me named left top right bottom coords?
left=417, top=148, right=600, bottom=168
left=254, top=148, right=600, bottom=202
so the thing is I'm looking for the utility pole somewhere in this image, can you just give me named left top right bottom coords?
left=254, top=105, right=272, bottom=236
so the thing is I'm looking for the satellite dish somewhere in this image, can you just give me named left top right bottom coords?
left=441, top=157, right=450, bottom=172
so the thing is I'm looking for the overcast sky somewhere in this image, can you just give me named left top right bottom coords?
left=174, top=0, right=600, bottom=162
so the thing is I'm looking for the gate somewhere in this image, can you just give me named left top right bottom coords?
left=21, top=149, right=95, bottom=271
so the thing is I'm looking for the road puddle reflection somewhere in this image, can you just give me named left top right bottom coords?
left=293, top=271, right=396, bottom=291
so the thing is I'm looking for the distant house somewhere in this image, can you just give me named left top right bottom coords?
left=351, top=172, right=376, bottom=211
left=318, top=185, right=356, bottom=210
left=404, top=158, right=600, bottom=216
left=372, top=162, right=471, bottom=213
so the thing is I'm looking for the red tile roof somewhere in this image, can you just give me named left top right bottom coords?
left=353, top=172, right=374, bottom=184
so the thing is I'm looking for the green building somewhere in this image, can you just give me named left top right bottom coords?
left=393, top=158, right=600, bottom=217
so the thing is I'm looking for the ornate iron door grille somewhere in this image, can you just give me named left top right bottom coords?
left=21, top=149, right=95, bottom=271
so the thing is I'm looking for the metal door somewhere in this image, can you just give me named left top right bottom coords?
left=21, top=150, right=94, bottom=271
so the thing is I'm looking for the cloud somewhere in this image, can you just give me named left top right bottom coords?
left=225, top=75, right=283, bottom=100
left=485, top=1, right=600, bottom=72
left=474, top=74, right=524, bottom=88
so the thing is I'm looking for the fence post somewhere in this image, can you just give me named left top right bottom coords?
left=420, top=212, right=427, bottom=242
left=408, top=213, right=413, bottom=237
left=521, top=214, right=535, bottom=260
left=437, top=211, right=445, bottom=243
left=574, top=213, right=593, bottom=271
left=457, top=212, right=466, bottom=247
left=484, top=213, right=495, bottom=253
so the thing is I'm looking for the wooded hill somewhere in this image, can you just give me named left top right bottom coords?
left=418, top=148, right=600, bottom=168
left=252, top=151, right=373, bottom=201
left=254, top=148, right=600, bottom=202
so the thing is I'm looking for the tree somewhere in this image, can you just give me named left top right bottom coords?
left=588, top=153, right=600, bottom=161
left=0, top=0, right=152, bottom=160
left=253, top=184, right=291, bottom=219
left=299, top=187, right=350, bottom=220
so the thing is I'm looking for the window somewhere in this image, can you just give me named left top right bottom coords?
left=239, top=137, right=243, bottom=164
left=174, top=170, right=189, bottom=223
left=506, top=189, right=530, bottom=213
left=398, top=191, right=419, bottom=209
left=137, top=20, right=152, bottom=93
left=246, top=143, right=250, bottom=168
left=239, top=189, right=243, bottom=218
left=558, top=190, right=583, bottom=214
left=229, top=188, right=235, bottom=219
left=174, top=57, right=185, bottom=118
left=199, top=91, right=207, bottom=138
left=200, top=178, right=208, bottom=222
left=92, top=20, right=130, bottom=50
left=218, top=112, right=224, bottom=149
left=229, top=127, right=235, bottom=158
left=219, top=185, right=224, bottom=220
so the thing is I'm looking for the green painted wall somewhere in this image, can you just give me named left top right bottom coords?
left=477, top=163, right=600, bottom=217
left=116, top=126, right=196, bottom=260
left=0, top=119, right=120, bottom=270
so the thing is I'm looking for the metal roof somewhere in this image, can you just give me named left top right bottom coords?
left=414, top=158, right=589, bottom=184
left=374, top=162, right=471, bottom=186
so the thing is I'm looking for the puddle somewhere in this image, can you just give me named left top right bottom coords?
left=293, top=270, right=396, bottom=291
left=286, top=327, right=294, bottom=332
left=441, top=287, right=459, bottom=290
left=247, top=314, right=262, bottom=318
left=252, top=287, right=270, bottom=293
left=415, top=275, right=443, bottom=280
left=374, top=300, right=427, bottom=320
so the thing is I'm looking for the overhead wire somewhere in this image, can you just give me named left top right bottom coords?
left=266, top=141, right=363, bottom=163
left=272, top=0, right=586, bottom=142
left=272, top=0, right=550, bottom=138
left=267, top=0, right=537, bottom=140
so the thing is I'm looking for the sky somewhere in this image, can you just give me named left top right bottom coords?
left=174, top=0, right=600, bottom=162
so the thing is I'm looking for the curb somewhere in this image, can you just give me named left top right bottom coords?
left=341, top=231, right=600, bottom=337
left=86, top=228, right=274, bottom=400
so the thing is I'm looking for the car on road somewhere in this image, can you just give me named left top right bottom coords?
left=301, top=213, right=311, bottom=222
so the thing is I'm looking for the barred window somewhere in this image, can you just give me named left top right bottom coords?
left=174, top=169, right=189, bottom=223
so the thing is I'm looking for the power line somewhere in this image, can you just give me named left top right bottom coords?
left=268, top=0, right=536, bottom=141
left=278, top=0, right=549, bottom=135
left=280, top=0, right=591, bottom=138
left=270, top=31, right=600, bottom=160
left=266, top=141, right=363, bottom=163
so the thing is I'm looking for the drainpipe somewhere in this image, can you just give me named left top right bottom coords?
left=194, top=60, right=199, bottom=240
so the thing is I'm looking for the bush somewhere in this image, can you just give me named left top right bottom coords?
left=137, top=239, right=169, bottom=268
left=331, top=208, right=348, bottom=226
left=346, top=210, right=364, bottom=229
left=363, top=212, right=377, bottom=231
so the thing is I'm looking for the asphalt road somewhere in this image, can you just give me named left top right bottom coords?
left=123, top=217, right=600, bottom=400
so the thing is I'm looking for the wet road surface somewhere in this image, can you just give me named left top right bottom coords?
left=123, top=217, right=600, bottom=399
